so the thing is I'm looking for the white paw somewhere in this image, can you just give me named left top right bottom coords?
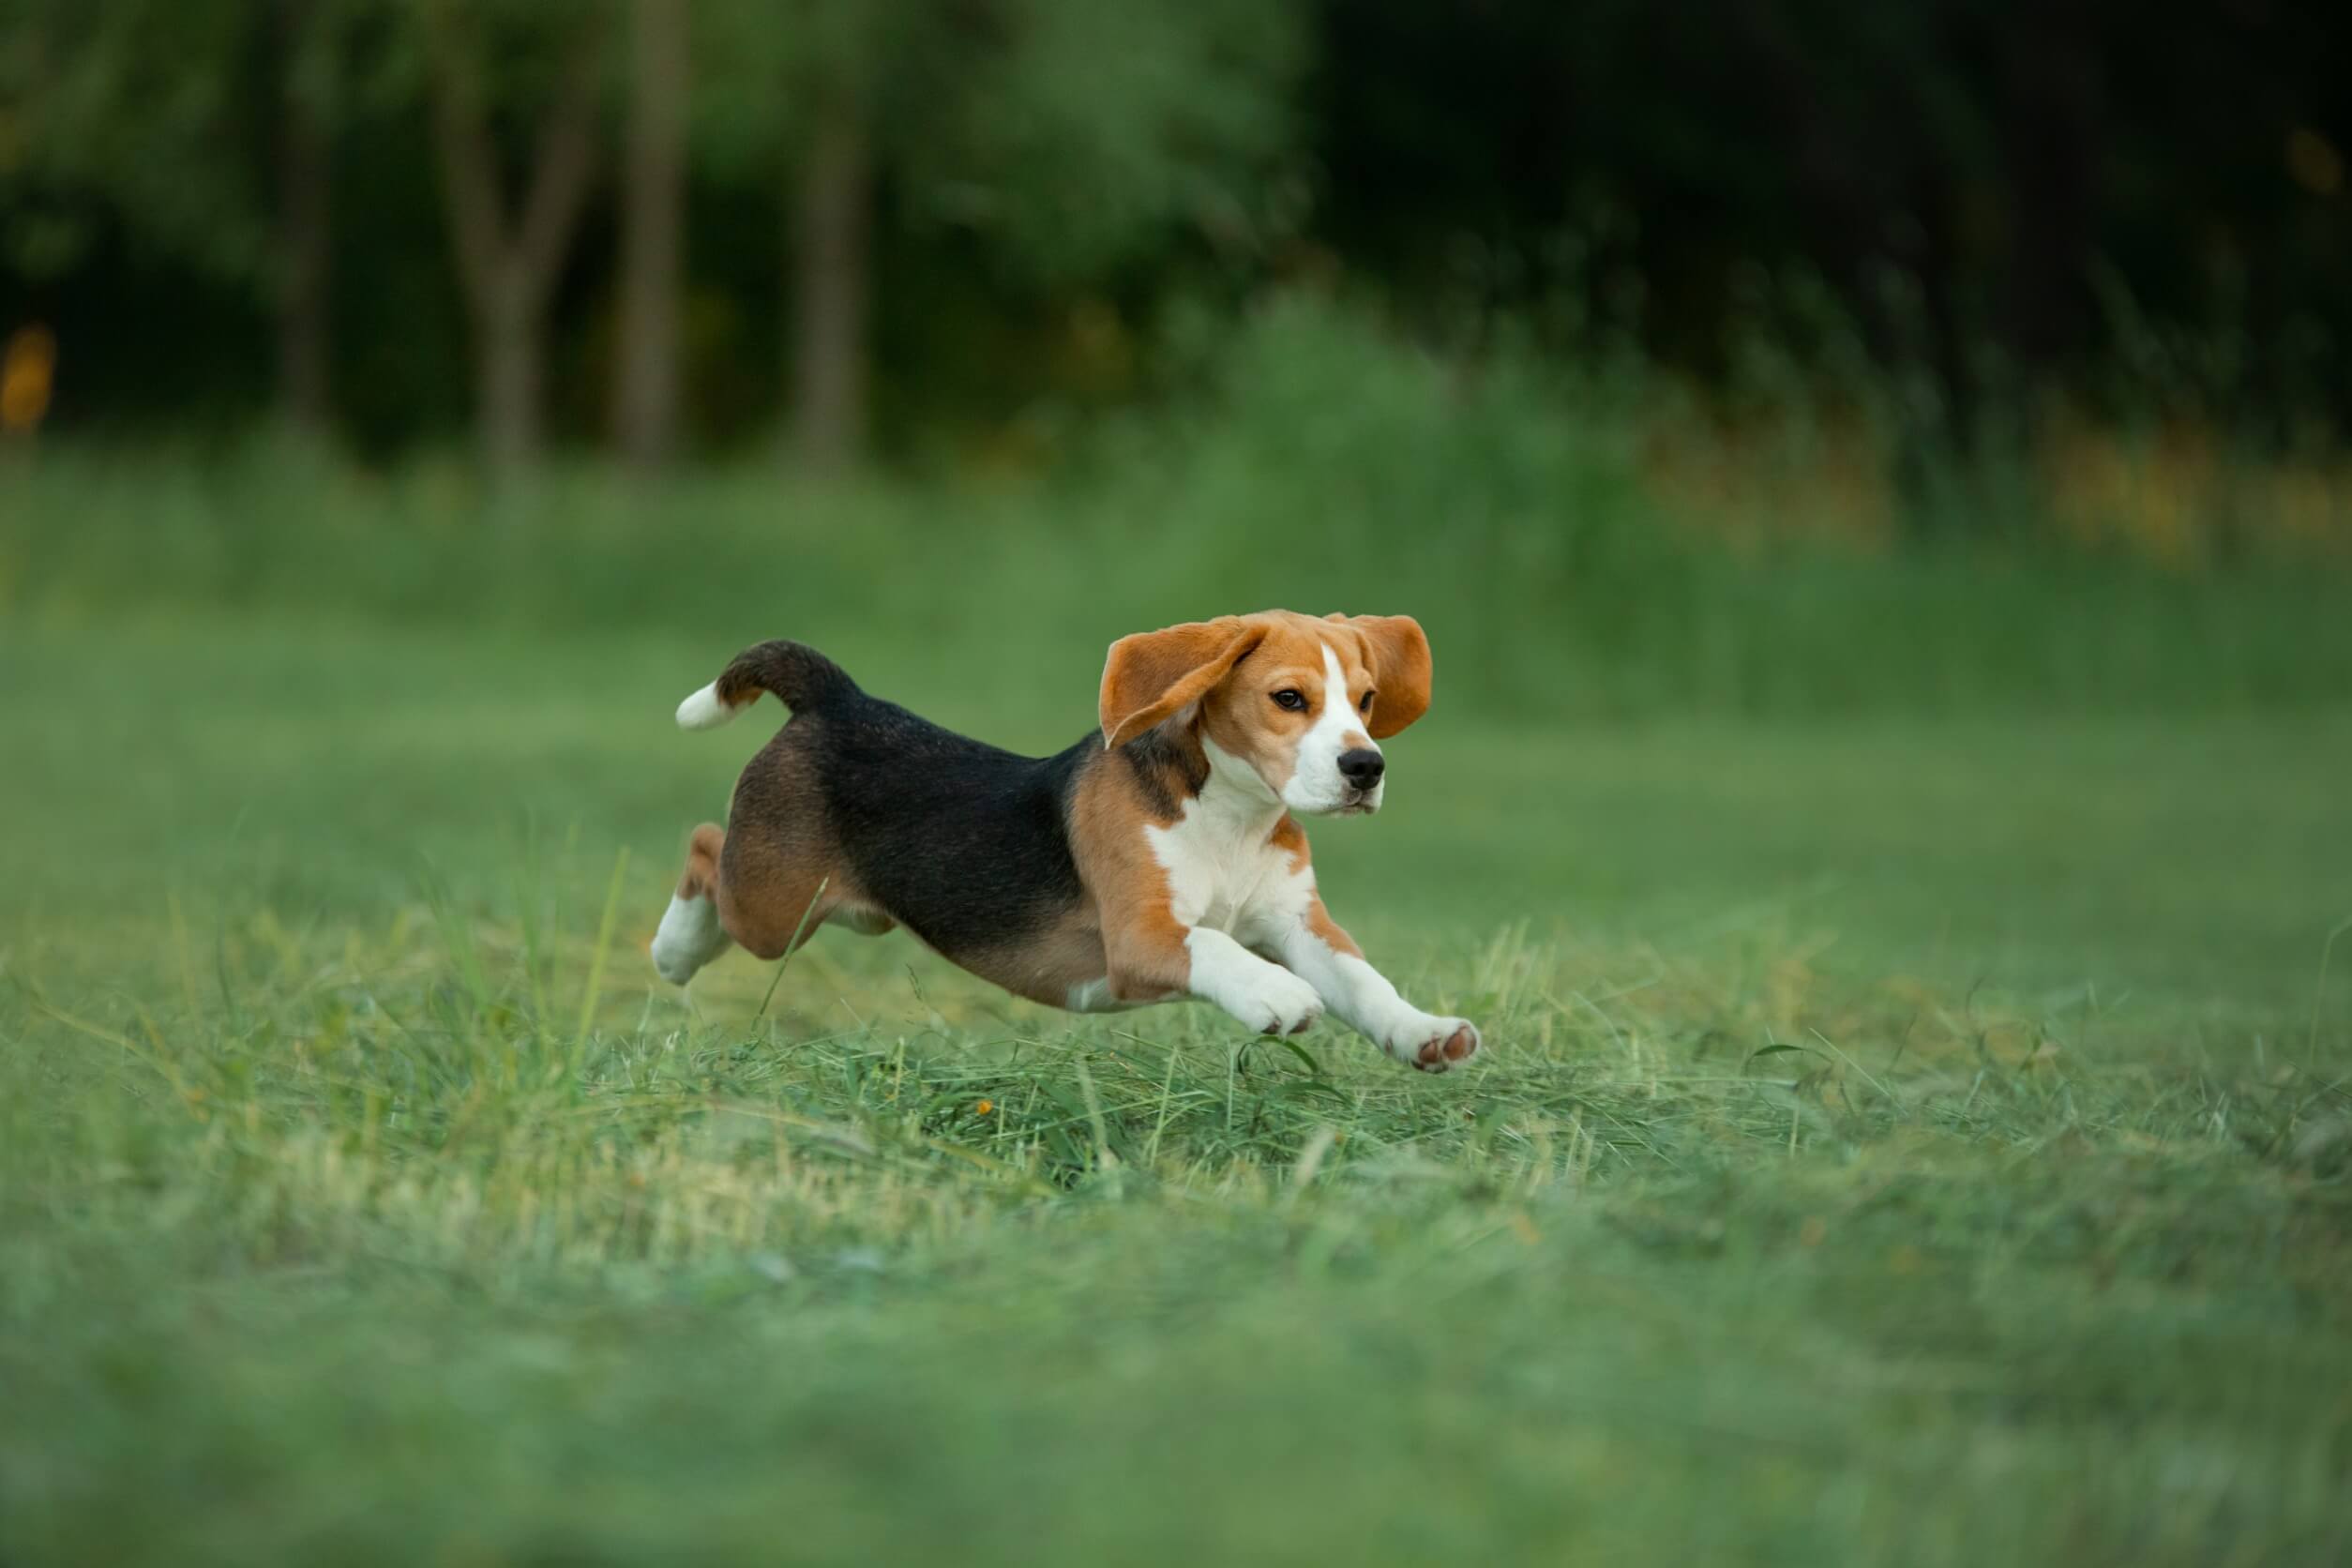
left=1233, top=969, right=1325, bottom=1036
left=1383, top=1016, right=1481, bottom=1074
left=650, top=894, right=730, bottom=986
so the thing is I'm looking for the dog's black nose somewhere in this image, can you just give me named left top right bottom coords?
left=1337, top=748, right=1385, bottom=790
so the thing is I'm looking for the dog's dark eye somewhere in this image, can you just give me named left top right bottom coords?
left=1271, top=688, right=1307, bottom=712
left=1358, top=690, right=1375, bottom=714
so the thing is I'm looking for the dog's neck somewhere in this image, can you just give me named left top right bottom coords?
left=1194, top=732, right=1289, bottom=846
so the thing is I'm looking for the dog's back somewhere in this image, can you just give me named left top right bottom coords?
left=795, top=695, right=1092, bottom=959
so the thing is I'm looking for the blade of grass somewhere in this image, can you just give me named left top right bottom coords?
left=752, top=876, right=831, bottom=1024
left=574, top=847, right=630, bottom=1071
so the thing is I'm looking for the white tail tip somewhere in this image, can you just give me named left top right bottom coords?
left=675, top=683, right=741, bottom=731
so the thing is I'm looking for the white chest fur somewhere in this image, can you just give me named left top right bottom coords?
left=1144, top=737, right=1315, bottom=945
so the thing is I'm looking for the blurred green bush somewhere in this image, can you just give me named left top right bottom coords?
left=7, top=296, right=2347, bottom=720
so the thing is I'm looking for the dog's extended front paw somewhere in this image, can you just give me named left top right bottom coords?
left=1385, top=1017, right=1481, bottom=1074
left=1234, top=970, right=1324, bottom=1036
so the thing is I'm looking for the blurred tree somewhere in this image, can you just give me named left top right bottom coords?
left=919, top=0, right=1304, bottom=284
left=8, top=0, right=2346, bottom=464
left=421, top=0, right=606, bottom=475
left=0, top=3, right=264, bottom=281
left=789, top=94, right=869, bottom=472
left=611, top=0, right=687, bottom=470
left=696, top=0, right=893, bottom=469
left=0, top=0, right=341, bottom=430
left=698, top=0, right=1302, bottom=470
left=275, top=0, right=338, bottom=434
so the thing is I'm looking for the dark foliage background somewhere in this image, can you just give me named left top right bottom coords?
left=5, top=0, right=2346, bottom=469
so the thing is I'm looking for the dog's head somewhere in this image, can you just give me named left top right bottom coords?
left=1098, top=610, right=1433, bottom=816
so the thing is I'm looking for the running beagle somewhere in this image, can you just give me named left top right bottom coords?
left=650, top=611, right=1480, bottom=1072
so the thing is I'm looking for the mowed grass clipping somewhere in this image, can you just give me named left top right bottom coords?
left=4, top=604, right=2351, bottom=1565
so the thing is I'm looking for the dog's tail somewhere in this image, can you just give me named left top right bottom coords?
left=675, top=640, right=860, bottom=731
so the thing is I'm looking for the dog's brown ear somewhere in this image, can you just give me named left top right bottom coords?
left=1332, top=613, right=1432, bottom=738
left=1100, top=618, right=1267, bottom=747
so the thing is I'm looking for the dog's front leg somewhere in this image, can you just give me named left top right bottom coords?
left=1268, top=902, right=1480, bottom=1073
left=1105, top=922, right=1323, bottom=1035
left=1184, top=926, right=1325, bottom=1035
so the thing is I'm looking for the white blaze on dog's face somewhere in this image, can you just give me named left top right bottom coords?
left=1101, top=611, right=1434, bottom=819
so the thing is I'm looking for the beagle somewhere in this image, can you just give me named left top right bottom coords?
left=650, top=611, right=1480, bottom=1072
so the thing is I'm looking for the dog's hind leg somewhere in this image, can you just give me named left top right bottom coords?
left=705, top=725, right=884, bottom=963
left=712, top=810, right=851, bottom=962
left=652, top=823, right=735, bottom=985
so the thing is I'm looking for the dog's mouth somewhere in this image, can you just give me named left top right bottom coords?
left=1281, top=779, right=1382, bottom=817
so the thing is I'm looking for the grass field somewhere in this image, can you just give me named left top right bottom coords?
left=5, top=475, right=2352, bottom=1563
left=0, top=432, right=2342, bottom=1568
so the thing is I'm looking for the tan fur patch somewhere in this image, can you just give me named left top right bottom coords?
left=708, top=725, right=868, bottom=959
left=1268, top=813, right=1310, bottom=870
left=1067, top=730, right=1205, bottom=1002
left=677, top=822, right=725, bottom=899
left=1099, top=618, right=1268, bottom=748
left=1303, top=896, right=1362, bottom=957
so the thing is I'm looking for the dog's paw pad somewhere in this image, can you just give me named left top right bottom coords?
left=1244, top=973, right=1323, bottom=1037
left=1409, top=1021, right=1480, bottom=1073
left=1260, top=1001, right=1322, bottom=1035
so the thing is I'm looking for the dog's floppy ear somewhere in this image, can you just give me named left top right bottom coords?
left=1100, top=617, right=1267, bottom=747
left=1331, top=613, right=1432, bottom=739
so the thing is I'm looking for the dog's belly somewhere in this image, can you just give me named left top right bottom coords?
left=1063, top=976, right=1153, bottom=1014
left=939, top=902, right=1112, bottom=1010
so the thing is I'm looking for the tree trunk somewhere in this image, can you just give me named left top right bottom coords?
left=788, top=101, right=870, bottom=472
left=276, top=0, right=333, bottom=434
left=611, top=0, right=688, bottom=471
left=424, top=7, right=602, bottom=482
left=479, top=272, right=543, bottom=475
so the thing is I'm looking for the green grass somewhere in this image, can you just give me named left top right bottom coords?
left=4, top=589, right=2350, bottom=1565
